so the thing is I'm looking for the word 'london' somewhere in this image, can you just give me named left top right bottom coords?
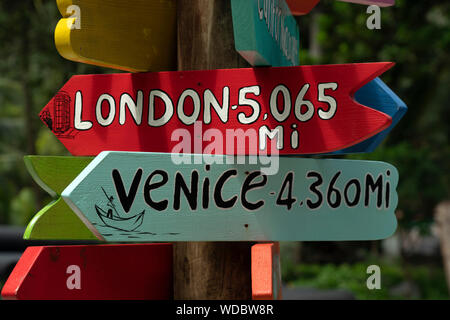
left=71, top=81, right=338, bottom=151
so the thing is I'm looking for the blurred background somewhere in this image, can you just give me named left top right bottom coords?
left=0, top=0, right=449, bottom=299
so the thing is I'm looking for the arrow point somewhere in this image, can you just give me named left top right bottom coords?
left=1, top=247, right=43, bottom=300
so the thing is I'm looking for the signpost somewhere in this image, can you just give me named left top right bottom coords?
left=1, top=0, right=405, bottom=301
left=252, top=243, right=282, bottom=300
left=55, top=0, right=177, bottom=72
left=231, top=0, right=300, bottom=66
left=40, top=63, right=394, bottom=156
left=24, top=156, right=95, bottom=240
left=174, top=0, right=253, bottom=299
left=61, top=151, right=398, bottom=242
left=1, top=244, right=173, bottom=300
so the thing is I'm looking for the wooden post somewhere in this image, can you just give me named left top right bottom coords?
left=435, top=201, right=450, bottom=294
left=174, top=0, right=252, bottom=300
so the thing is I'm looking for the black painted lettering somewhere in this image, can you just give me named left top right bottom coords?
left=174, top=171, right=199, bottom=210
left=112, top=168, right=142, bottom=213
left=241, top=171, right=267, bottom=211
left=365, top=174, right=383, bottom=208
left=306, top=171, right=323, bottom=209
left=214, top=169, right=238, bottom=209
left=385, top=180, right=390, bottom=209
left=344, top=179, right=361, bottom=207
left=202, top=180, right=209, bottom=210
left=327, top=172, right=342, bottom=209
left=276, top=172, right=296, bottom=210
left=143, top=170, right=169, bottom=211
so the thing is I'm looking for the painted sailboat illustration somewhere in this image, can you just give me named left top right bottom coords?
left=94, top=187, right=145, bottom=232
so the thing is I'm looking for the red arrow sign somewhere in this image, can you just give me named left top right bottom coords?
left=286, top=0, right=395, bottom=16
left=285, top=0, right=320, bottom=15
left=40, top=63, right=393, bottom=155
left=252, top=243, right=282, bottom=300
left=1, top=244, right=172, bottom=300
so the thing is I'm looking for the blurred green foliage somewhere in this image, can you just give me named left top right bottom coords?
left=0, top=1, right=109, bottom=226
left=283, top=261, right=449, bottom=300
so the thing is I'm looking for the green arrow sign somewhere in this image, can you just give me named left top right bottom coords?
left=24, top=156, right=96, bottom=240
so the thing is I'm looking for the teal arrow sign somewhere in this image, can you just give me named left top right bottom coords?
left=231, top=0, right=299, bottom=67
left=62, top=152, right=398, bottom=242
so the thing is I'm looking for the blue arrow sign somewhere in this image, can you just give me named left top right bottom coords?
left=331, top=77, right=407, bottom=154
left=62, top=152, right=398, bottom=242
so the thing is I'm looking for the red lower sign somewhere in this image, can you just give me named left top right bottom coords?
left=1, top=244, right=172, bottom=300
left=286, top=0, right=320, bottom=15
left=40, top=63, right=393, bottom=155
left=252, top=243, right=282, bottom=300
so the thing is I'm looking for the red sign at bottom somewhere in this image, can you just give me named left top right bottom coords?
left=252, top=243, right=282, bottom=300
left=1, top=244, right=172, bottom=300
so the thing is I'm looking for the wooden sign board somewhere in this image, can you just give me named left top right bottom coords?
left=231, top=0, right=300, bottom=66
left=24, top=156, right=96, bottom=240
left=55, top=0, right=177, bottom=72
left=285, top=0, right=320, bottom=15
left=252, top=243, right=282, bottom=300
left=1, top=244, right=173, bottom=300
left=62, top=151, right=398, bottom=242
left=41, top=63, right=394, bottom=156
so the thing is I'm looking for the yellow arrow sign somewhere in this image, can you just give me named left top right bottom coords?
left=55, top=0, right=177, bottom=72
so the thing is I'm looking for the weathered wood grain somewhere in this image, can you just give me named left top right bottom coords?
left=175, top=0, right=252, bottom=300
